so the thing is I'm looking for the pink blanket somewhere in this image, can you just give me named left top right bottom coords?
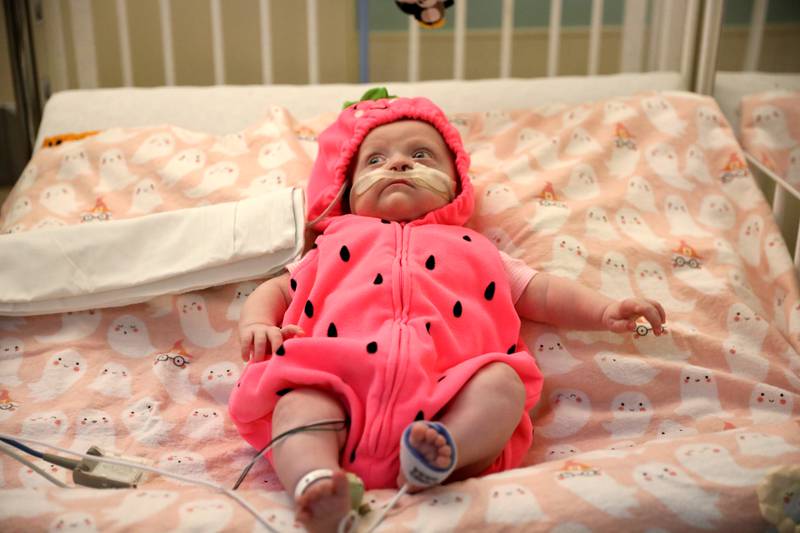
left=1, top=91, right=798, bottom=532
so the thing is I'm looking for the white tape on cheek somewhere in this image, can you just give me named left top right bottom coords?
left=350, top=163, right=456, bottom=201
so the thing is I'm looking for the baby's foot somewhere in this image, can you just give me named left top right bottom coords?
left=295, top=470, right=352, bottom=533
left=396, top=422, right=454, bottom=491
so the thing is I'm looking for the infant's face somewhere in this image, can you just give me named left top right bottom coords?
left=350, top=120, right=457, bottom=222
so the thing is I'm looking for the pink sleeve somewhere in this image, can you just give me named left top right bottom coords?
left=285, top=258, right=302, bottom=275
left=499, top=251, right=537, bottom=304
left=285, top=249, right=316, bottom=276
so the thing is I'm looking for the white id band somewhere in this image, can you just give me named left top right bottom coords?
left=293, top=468, right=334, bottom=501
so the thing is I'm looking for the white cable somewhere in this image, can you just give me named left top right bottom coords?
left=0, top=433, right=279, bottom=533
left=0, top=441, right=72, bottom=489
left=365, top=483, right=409, bottom=533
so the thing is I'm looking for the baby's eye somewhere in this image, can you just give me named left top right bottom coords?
left=413, top=149, right=432, bottom=159
left=367, top=155, right=384, bottom=165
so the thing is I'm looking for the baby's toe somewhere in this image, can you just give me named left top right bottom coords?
left=410, top=423, right=428, bottom=444
left=435, top=455, right=452, bottom=468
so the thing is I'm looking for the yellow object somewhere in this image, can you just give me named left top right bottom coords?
left=757, top=465, right=800, bottom=533
left=42, top=131, right=100, bottom=148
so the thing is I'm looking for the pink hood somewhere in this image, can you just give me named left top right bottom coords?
left=305, top=96, right=473, bottom=229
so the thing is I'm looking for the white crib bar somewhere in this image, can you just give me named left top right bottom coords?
left=773, top=181, right=787, bottom=229
left=47, top=0, right=70, bottom=92
left=680, top=0, right=699, bottom=89
left=453, top=0, right=467, bottom=80
left=500, top=0, right=514, bottom=78
left=210, top=0, right=225, bottom=85
left=694, top=0, right=723, bottom=94
left=68, top=0, right=98, bottom=88
left=620, top=0, right=646, bottom=72
left=259, top=0, right=273, bottom=84
left=744, top=0, right=768, bottom=71
left=159, top=0, right=176, bottom=86
left=547, top=0, right=561, bottom=77
left=657, top=0, right=674, bottom=71
left=587, top=0, right=603, bottom=75
left=115, top=0, right=133, bottom=86
left=306, top=0, right=319, bottom=84
left=408, top=17, right=420, bottom=82
left=647, top=0, right=663, bottom=71
left=795, top=220, right=800, bottom=268
left=745, top=152, right=800, bottom=268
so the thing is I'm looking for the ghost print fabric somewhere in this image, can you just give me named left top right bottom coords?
left=1, top=91, right=800, bottom=531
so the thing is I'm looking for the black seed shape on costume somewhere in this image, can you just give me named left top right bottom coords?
left=311, top=243, right=318, bottom=249
left=290, top=278, right=297, bottom=291
left=367, top=342, right=378, bottom=354
left=484, top=282, right=496, bottom=301
left=350, top=449, right=357, bottom=462
left=304, top=300, right=314, bottom=318
left=327, top=323, right=338, bottom=337
left=453, top=301, right=463, bottom=317
left=507, top=344, right=516, bottom=354
left=374, top=273, right=383, bottom=285
left=425, top=322, right=431, bottom=333
left=415, top=410, right=425, bottom=421
left=380, top=219, right=390, bottom=224
left=276, top=387, right=293, bottom=396
left=275, top=345, right=285, bottom=356
left=425, top=255, right=436, bottom=270
left=340, top=245, right=351, bottom=262
left=437, top=375, right=446, bottom=382
left=462, top=235, right=472, bottom=241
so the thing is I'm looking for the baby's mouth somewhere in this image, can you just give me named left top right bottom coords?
left=385, top=179, right=412, bottom=189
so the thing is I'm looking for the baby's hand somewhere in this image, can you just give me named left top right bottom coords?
left=239, top=323, right=304, bottom=362
left=602, top=299, right=666, bottom=335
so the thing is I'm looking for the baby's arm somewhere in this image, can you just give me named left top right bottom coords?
left=515, top=272, right=666, bottom=334
left=238, top=272, right=303, bottom=361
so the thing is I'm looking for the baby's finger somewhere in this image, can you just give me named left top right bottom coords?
left=240, top=331, right=253, bottom=361
left=650, top=300, right=667, bottom=324
left=281, top=325, right=305, bottom=338
left=253, top=332, right=269, bottom=361
left=607, top=318, right=633, bottom=334
left=266, top=329, right=284, bottom=355
left=640, top=305, right=664, bottom=334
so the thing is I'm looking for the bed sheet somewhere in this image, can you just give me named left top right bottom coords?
left=1, top=90, right=800, bottom=532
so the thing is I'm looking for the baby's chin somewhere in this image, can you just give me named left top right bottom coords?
left=356, top=191, right=445, bottom=222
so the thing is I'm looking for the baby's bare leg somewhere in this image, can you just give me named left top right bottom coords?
left=271, top=388, right=350, bottom=532
left=437, top=362, right=527, bottom=481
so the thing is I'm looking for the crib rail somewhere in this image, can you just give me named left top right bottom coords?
left=745, top=153, right=800, bottom=268
left=42, top=0, right=770, bottom=90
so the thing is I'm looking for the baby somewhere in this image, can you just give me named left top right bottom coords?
left=229, top=95, right=666, bottom=533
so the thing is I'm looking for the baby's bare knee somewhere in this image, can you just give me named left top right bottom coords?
left=273, top=388, right=345, bottom=430
left=476, top=362, right=526, bottom=410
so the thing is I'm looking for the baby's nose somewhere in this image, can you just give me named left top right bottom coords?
left=386, top=155, right=413, bottom=172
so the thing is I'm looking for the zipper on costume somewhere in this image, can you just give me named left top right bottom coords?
left=368, top=221, right=408, bottom=457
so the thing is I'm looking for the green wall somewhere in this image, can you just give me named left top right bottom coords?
left=367, top=0, right=800, bottom=31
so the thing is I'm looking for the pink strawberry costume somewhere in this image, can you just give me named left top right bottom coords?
left=229, top=96, right=544, bottom=489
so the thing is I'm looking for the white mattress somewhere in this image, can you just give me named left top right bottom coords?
left=34, top=72, right=685, bottom=148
